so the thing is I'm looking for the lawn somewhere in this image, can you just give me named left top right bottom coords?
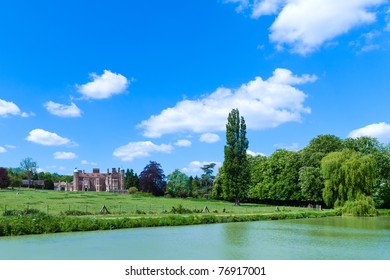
left=1, top=188, right=312, bottom=217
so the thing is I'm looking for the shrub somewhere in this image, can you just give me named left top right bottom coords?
left=128, top=187, right=138, bottom=194
left=342, top=195, right=378, bottom=216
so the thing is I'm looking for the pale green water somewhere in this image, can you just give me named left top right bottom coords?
left=0, top=216, right=389, bottom=260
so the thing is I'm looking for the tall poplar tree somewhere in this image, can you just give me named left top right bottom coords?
left=222, top=108, right=249, bottom=206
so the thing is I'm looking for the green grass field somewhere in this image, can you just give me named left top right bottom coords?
left=0, top=188, right=316, bottom=217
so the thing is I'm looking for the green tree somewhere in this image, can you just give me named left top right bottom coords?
left=298, top=134, right=343, bottom=204
left=37, top=172, right=55, bottom=189
left=211, top=166, right=225, bottom=199
left=0, top=167, right=10, bottom=188
left=199, top=163, right=216, bottom=197
left=124, top=169, right=139, bottom=190
left=344, top=136, right=390, bottom=207
left=167, top=169, right=190, bottom=197
left=222, top=108, right=250, bottom=206
left=299, top=166, right=323, bottom=202
left=20, top=157, right=38, bottom=188
left=321, top=149, right=377, bottom=208
left=253, top=149, right=301, bottom=201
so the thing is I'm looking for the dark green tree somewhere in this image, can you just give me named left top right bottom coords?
left=0, top=167, right=10, bottom=188
left=124, top=169, right=139, bottom=190
left=222, top=108, right=250, bottom=206
left=199, top=163, right=216, bottom=197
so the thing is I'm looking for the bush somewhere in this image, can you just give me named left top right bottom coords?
left=342, top=195, right=378, bottom=216
left=128, top=187, right=138, bottom=194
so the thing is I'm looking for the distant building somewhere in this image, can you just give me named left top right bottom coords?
left=54, top=181, right=71, bottom=191
left=71, top=168, right=125, bottom=192
left=22, top=180, right=45, bottom=188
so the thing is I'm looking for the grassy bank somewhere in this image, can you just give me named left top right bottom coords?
left=0, top=209, right=338, bottom=236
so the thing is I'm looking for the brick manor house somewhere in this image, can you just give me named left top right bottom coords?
left=65, top=168, right=125, bottom=192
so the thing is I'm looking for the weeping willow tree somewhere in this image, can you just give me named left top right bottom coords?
left=321, top=149, right=378, bottom=213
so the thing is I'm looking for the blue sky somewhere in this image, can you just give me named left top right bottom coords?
left=1, top=0, right=390, bottom=176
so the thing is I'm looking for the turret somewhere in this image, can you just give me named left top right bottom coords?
left=73, top=168, right=79, bottom=191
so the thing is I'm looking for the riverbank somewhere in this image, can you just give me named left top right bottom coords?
left=0, top=209, right=339, bottom=236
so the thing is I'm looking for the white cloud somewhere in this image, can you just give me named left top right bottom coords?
left=44, top=101, right=82, bottom=117
left=182, top=161, right=222, bottom=174
left=227, top=0, right=386, bottom=55
left=200, top=133, right=221, bottom=143
left=53, top=152, right=78, bottom=160
left=270, top=0, right=385, bottom=54
left=77, top=70, right=129, bottom=99
left=26, top=129, right=71, bottom=146
left=81, top=160, right=98, bottom=166
left=348, top=122, right=390, bottom=143
left=247, top=150, right=265, bottom=156
left=138, top=68, right=315, bottom=137
left=0, top=146, right=6, bottom=153
left=0, top=99, right=29, bottom=117
left=252, top=0, right=284, bottom=17
left=174, top=139, right=192, bottom=147
left=224, top=0, right=249, bottom=12
left=113, top=141, right=173, bottom=161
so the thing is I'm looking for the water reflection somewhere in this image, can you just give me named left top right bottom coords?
left=0, top=217, right=389, bottom=260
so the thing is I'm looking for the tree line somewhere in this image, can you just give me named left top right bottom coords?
left=210, top=114, right=390, bottom=212
left=2, top=109, right=389, bottom=213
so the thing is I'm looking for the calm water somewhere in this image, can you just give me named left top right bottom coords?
left=0, top=216, right=389, bottom=260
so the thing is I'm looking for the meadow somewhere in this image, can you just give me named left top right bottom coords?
left=0, top=188, right=338, bottom=236
left=0, top=188, right=315, bottom=216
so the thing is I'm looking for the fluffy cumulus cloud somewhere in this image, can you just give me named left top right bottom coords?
left=138, top=68, right=315, bottom=137
left=113, top=141, right=173, bottom=161
left=182, top=161, right=222, bottom=174
left=26, top=129, right=71, bottom=146
left=174, top=139, right=192, bottom=147
left=0, top=146, right=6, bottom=153
left=53, top=152, right=78, bottom=160
left=199, top=133, right=221, bottom=143
left=44, top=101, right=82, bottom=117
left=227, top=0, right=386, bottom=54
left=348, top=122, right=390, bottom=143
left=0, top=99, right=29, bottom=117
left=77, top=70, right=129, bottom=99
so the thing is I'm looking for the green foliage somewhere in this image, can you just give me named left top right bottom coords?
left=299, top=166, right=323, bottom=202
left=300, top=134, right=343, bottom=168
left=250, top=150, right=301, bottom=201
left=128, top=187, right=138, bottom=194
left=167, top=169, right=190, bottom=197
left=342, top=194, right=378, bottom=216
left=124, top=169, right=139, bottom=190
left=222, top=109, right=250, bottom=205
left=321, top=149, right=377, bottom=208
left=199, top=163, right=216, bottom=197
left=0, top=167, right=10, bottom=189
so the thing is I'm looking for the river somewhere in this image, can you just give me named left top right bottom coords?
left=1, top=216, right=389, bottom=259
